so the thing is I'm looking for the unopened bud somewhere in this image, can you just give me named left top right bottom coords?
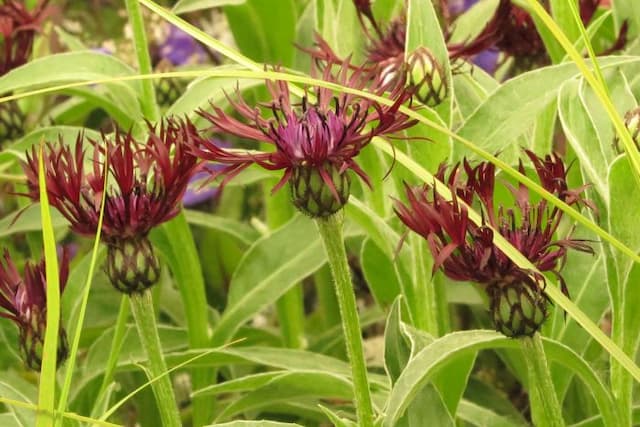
left=106, top=237, right=161, bottom=294
left=291, top=163, right=351, bottom=218
left=406, top=47, right=448, bottom=107
left=488, top=279, right=548, bottom=338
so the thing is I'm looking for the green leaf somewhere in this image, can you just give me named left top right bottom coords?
left=384, top=299, right=411, bottom=384
left=173, top=0, right=245, bottom=14
left=455, top=57, right=640, bottom=162
left=456, top=400, right=525, bottom=427
left=0, top=205, right=67, bottom=239
left=0, top=52, right=142, bottom=120
left=383, top=331, right=618, bottom=427
left=558, top=79, right=609, bottom=197
left=193, top=372, right=282, bottom=397
left=207, top=422, right=303, bottom=427
left=360, top=239, right=403, bottom=309
left=0, top=380, right=36, bottom=427
left=214, top=371, right=353, bottom=421
left=1, top=126, right=101, bottom=165
left=166, top=70, right=262, bottom=125
left=210, top=215, right=326, bottom=344
left=224, top=0, right=297, bottom=67
left=184, top=209, right=259, bottom=245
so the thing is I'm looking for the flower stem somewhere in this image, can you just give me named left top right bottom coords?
left=521, top=333, right=564, bottom=427
left=315, top=212, right=374, bottom=427
left=130, top=290, right=181, bottom=427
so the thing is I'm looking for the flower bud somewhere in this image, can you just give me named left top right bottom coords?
left=106, top=237, right=161, bottom=294
left=406, top=47, right=448, bottom=107
left=18, top=305, right=69, bottom=371
left=155, top=78, right=186, bottom=107
left=488, top=279, right=548, bottom=338
left=0, top=100, right=26, bottom=144
left=618, top=107, right=640, bottom=151
left=291, top=163, right=351, bottom=218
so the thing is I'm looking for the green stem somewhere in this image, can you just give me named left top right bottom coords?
left=130, top=291, right=181, bottom=427
left=315, top=212, right=374, bottom=427
left=124, top=0, right=159, bottom=122
left=522, top=333, right=564, bottom=427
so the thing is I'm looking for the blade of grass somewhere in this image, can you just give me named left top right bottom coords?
left=55, top=147, right=109, bottom=426
left=99, top=342, right=242, bottom=422
left=0, top=397, right=120, bottom=427
left=36, top=142, right=61, bottom=427
left=91, top=296, right=131, bottom=417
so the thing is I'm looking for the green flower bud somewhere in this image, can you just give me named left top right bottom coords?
left=488, top=279, right=548, bottom=338
left=106, top=237, right=161, bottom=294
left=406, top=46, right=448, bottom=107
left=155, top=78, right=186, bottom=107
left=290, top=163, right=351, bottom=218
left=0, top=99, right=26, bottom=145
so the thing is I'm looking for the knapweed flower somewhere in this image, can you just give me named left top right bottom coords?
left=395, top=151, right=594, bottom=337
left=0, top=248, right=69, bottom=370
left=449, top=0, right=627, bottom=71
left=0, top=0, right=49, bottom=143
left=22, top=118, right=201, bottom=293
left=0, top=0, right=48, bottom=76
left=304, top=4, right=448, bottom=107
left=191, top=66, right=416, bottom=218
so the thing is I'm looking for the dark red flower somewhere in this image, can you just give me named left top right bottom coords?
left=0, top=248, right=69, bottom=370
left=0, top=0, right=49, bottom=76
left=449, top=0, right=627, bottom=68
left=22, top=118, right=201, bottom=293
left=395, top=151, right=594, bottom=337
left=0, top=1, right=50, bottom=143
left=191, top=65, right=416, bottom=217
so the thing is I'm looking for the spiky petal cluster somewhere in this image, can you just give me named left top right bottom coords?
left=0, top=249, right=69, bottom=370
left=192, top=65, right=416, bottom=217
left=395, top=151, right=594, bottom=337
left=0, top=0, right=49, bottom=143
left=22, top=118, right=201, bottom=293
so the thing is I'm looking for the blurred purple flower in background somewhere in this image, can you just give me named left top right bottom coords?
left=155, top=25, right=207, bottom=67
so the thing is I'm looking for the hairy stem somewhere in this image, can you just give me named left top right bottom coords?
left=522, top=333, right=564, bottom=427
left=316, top=212, right=374, bottom=427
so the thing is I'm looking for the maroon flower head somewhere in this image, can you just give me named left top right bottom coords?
left=395, top=151, right=594, bottom=337
left=192, top=65, right=416, bottom=218
left=0, top=248, right=69, bottom=370
left=0, top=0, right=49, bottom=76
left=302, top=8, right=448, bottom=107
left=22, top=118, right=201, bottom=293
